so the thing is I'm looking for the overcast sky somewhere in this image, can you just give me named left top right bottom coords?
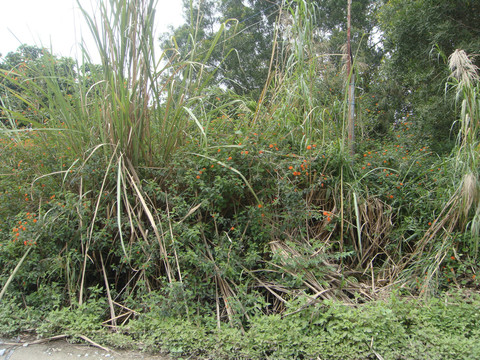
left=0, top=0, right=184, bottom=63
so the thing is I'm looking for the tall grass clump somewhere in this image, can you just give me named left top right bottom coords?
left=431, top=51, right=480, bottom=245
left=0, top=0, right=229, bottom=309
left=402, top=50, right=480, bottom=294
left=447, top=50, right=480, bottom=254
left=78, top=0, right=196, bottom=166
left=448, top=50, right=480, bottom=233
left=269, top=0, right=327, bottom=147
left=79, top=0, right=157, bottom=166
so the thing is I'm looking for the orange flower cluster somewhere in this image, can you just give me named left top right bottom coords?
left=323, top=211, right=333, bottom=222
left=10, top=213, right=38, bottom=245
left=195, top=167, right=208, bottom=180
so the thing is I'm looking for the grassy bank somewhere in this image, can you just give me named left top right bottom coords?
left=1, top=290, right=479, bottom=359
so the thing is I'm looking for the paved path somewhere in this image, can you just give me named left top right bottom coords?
left=0, top=337, right=170, bottom=360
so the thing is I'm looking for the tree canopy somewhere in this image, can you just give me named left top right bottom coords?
left=378, top=0, right=480, bottom=150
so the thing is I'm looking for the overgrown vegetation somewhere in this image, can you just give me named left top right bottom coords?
left=0, top=0, right=479, bottom=358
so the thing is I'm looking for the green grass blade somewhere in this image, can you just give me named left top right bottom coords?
left=117, top=155, right=128, bottom=259
left=353, top=191, right=362, bottom=263
left=0, top=247, right=32, bottom=302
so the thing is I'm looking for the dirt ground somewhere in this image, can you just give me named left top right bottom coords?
left=0, top=336, right=171, bottom=360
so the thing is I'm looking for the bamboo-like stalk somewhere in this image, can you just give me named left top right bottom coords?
left=346, top=0, right=355, bottom=156
left=100, top=252, right=117, bottom=329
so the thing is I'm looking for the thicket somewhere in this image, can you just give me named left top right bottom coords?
left=0, top=0, right=479, bottom=358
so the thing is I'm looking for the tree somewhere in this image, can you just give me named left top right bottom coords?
left=0, top=45, right=79, bottom=127
left=162, top=0, right=282, bottom=97
left=163, top=0, right=382, bottom=100
left=378, top=0, right=480, bottom=151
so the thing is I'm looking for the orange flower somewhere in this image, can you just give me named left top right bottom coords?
left=258, top=204, right=263, bottom=209
left=196, top=175, right=200, bottom=179
left=269, top=144, right=274, bottom=148
left=227, top=157, right=232, bottom=161
left=288, top=166, right=293, bottom=170
left=306, top=145, right=312, bottom=150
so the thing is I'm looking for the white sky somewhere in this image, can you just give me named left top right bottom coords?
left=0, top=0, right=184, bottom=63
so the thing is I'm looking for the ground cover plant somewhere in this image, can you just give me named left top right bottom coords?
left=0, top=0, right=479, bottom=358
